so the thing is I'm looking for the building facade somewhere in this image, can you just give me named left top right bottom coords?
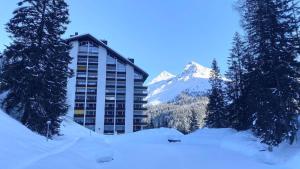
left=66, top=34, right=148, bottom=134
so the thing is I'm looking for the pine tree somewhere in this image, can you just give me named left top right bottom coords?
left=238, top=0, right=300, bottom=149
left=189, top=109, right=200, bottom=132
left=205, top=59, right=227, bottom=128
left=0, top=0, right=72, bottom=137
left=225, top=32, right=252, bottom=130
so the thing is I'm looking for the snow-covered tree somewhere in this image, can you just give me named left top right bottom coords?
left=146, top=91, right=208, bottom=134
left=0, top=0, right=72, bottom=137
left=189, top=109, right=201, bottom=132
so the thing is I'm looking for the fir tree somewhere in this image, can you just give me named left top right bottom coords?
left=205, top=59, right=227, bottom=128
left=225, top=32, right=252, bottom=130
left=238, top=0, right=300, bottom=149
left=0, top=0, right=72, bottom=137
left=189, top=109, right=200, bottom=132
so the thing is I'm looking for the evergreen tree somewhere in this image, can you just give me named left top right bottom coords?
left=225, top=32, right=252, bottom=130
left=0, top=0, right=72, bottom=137
left=205, top=59, right=227, bottom=128
left=238, top=0, right=300, bottom=149
left=189, top=109, right=200, bottom=132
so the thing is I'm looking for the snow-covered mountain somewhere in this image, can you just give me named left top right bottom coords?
left=147, top=61, right=212, bottom=105
left=148, top=71, right=176, bottom=85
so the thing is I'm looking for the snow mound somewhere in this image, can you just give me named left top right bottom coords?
left=0, top=110, right=113, bottom=169
left=184, top=128, right=300, bottom=168
left=1, top=108, right=300, bottom=169
left=107, top=128, right=183, bottom=144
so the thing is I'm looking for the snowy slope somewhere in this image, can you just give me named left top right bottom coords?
left=147, top=61, right=212, bottom=105
left=1, top=109, right=300, bottom=169
left=0, top=110, right=112, bottom=169
left=148, top=71, right=176, bottom=85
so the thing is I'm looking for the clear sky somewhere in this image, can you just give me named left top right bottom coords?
left=0, top=0, right=241, bottom=81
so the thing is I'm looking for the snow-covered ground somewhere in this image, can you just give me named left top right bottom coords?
left=1, top=109, right=300, bottom=169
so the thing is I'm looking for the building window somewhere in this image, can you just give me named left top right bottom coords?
left=78, top=66, right=86, bottom=71
left=76, top=87, right=85, bottom=93
left=88, top=72, right=97, bottom=78
left=105, top=104, right=114, bottom=108
left=117, top=73, right=126, bottom=79
left=86, top=111, right=96, bottom=116
left=88, top=65, right=98, bottom=71
left=117, top=103, right=125, bottom=109
left=77, top=57, right=87, bottom=63
left=117, top=80, right=126, bottom=86
left=106, top=73, right=116, bottom=79
left=74, top=117, right=84, bottom=124
left=117, top=111, right=124, bottom=116
left=75, top=103, right=84, bottom=108
left=87, top=95, right=96, bottom=101
left=75, top=110, right=84, bottom=115
left=116, top=95, right=125, bottom=100
left=76, top=95, right=85, bottom=101
left=87, top=80, right=97, bottom=86
left=117, top=88, right=125, bottom=93
left=89, top=57, right=98, bottom=63
left=105, top=87, right=115, bottom=93
left=106, top=96, right=115, bottom=101
left=76, top=79, right=86, bottom=85
left=87, top=88, right=96, bottom=93
left=87, top=103, right=96, bottom=109
left=77, top=72, right=86, bottom=78
left=85, top=117, right=95, bottom=124
left=105, top=111, right=114, bottom=116
left=105, top=118, right=114, bottom=123
left=134, top=72, right=143, bottom=79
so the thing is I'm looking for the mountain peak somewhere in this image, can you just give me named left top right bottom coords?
left=148, top=71, right=175, bottom=85
left=180, top=61, right=212, bottom=79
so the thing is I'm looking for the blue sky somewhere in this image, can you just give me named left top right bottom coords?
left=0, top=0, right=241, bottom=81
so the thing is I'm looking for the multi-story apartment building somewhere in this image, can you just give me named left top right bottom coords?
left=66, top=33, right=148, bottom=134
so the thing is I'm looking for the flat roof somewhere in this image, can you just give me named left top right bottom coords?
left=66, top=34, right=149, bottom=80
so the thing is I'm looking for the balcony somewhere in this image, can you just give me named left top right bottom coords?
left=134, top=107, right=147, bottom=111
left=75, top=99, right=85, bottom=102
left=86, top=99, right=97, bottom=102
left=74, top=107, right=84, bottom=110
left=134, top=114, right=148, bottom=118
left=134, top=93, right=147, bottom=97
left=134, top=100, right=147, bottom=104
left=134, top=86, right=148, bottom=90
left=86, top=107, right=96, bottom=111
left=77, top=62, right=87, bottom=66
left=133, top=122, right=148, bottom=126
left=105, top=107, right=125, bottom=111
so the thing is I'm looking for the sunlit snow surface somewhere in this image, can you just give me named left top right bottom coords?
left=1, top=109, right=300, bottom=169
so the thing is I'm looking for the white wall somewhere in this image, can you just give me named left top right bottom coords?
left=125, top=65, right=134, bottom=133
left=66, top=41, right=79, bottom=118
left=95, top=46, right=107, bottom=134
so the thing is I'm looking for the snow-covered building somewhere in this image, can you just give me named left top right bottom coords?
left=66, top=33, right=148, bottom=134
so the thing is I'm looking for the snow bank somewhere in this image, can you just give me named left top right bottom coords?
left=1, top=108, right=300, bottom=169
left=0, top=109, right=113, bottom=169
left=184, top=128, right=300, bottom=168
left=107, top=128, right=183, bottom=144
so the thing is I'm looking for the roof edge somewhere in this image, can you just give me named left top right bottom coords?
left=65, top=34, right=149, bottom=80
